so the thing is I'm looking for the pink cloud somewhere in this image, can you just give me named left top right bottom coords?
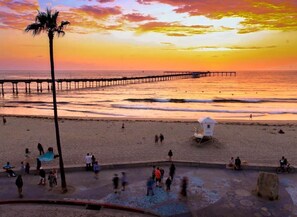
left=71, top=5, right=122, bottom=19
left=96, top=0, right=115, bottom=3
left=123, top=13, right=156, bottom=22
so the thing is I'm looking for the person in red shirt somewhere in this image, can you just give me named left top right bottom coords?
left=155, top=167, right=161, bottom=187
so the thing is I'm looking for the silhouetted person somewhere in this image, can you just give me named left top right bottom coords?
left=25, top=148, right=30, bottom=158
left=113, top=174, right=119, bottom=193
left=25, top=162, right=30, bottom=174
left=160, top=134, right=164, bottom=144
left=15, top=175, right=23, bottom=198
left=154, top=135, right=159, bottom=144
left=2, top=116, right=6, bottom=125
left=180, top=177, right=188, bottom=198
left=37, top=143, right=44, bottom=155
left=122, top=123, right=125, bottom=129
left=165, top=176, right=172, bottom=192
left=169, top=163, right=176, bottom=179
left=235, top=156, right=241, bottom=170
left=36, top=158, right=41, bottom=173
left=280, top=156, right=288, bottom=168
left=168, top=150, right=173, bottom=161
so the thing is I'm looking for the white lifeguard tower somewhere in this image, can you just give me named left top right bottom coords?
left=194, top=117, right=217, bottom=143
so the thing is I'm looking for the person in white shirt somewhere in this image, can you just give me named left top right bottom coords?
left=85, top=153, right=92, bottom=171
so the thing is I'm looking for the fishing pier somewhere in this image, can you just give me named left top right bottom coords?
left=0, top=71, right=236, bottom=95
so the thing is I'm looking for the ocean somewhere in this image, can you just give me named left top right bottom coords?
left=0, top=70, right=296, bottom=121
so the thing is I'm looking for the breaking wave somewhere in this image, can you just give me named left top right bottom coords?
left=125, top=97, right=297, bottom=104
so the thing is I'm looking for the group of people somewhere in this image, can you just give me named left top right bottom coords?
left=227, top=156, right=291, bottom=171
left=112, top=172, right=128, bottom=193
left=146, top=163, right=179, bottom=196
left=38, top=168, right=58, bottom=190
left=85, top=153, right=102, bottom=179
left=155, top=133, right=165, bottom=144
left=227, top=157, right=242, bottom=170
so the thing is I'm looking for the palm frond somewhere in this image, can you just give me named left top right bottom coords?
left=35, top=11, right=47, bottom=26
left=56, top=30, right=65, bottom=37
left=26, top=8, right=69, bottom=37
left=25, top=23, right=44, bottom=35
left=60, top=21, right=70, bottom=28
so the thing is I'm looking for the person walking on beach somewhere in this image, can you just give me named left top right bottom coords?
left=25, top=148, right=30, bottom=158
left=249, top=114, right=253, bottom=120
left=15, top=175, right=23, bottom=198
left=113, top=174, right=120, bottom=194
left=85, top=153, right=92, bottom=171
left=2, top=116, right=6, bottom=125
left=155, top=135, right=159, bottom=144
left=93, top=161, right=100, bottom=179
left=121, top=172, right=128, bottom=191
left=169, top=163, right=176, bottom=179
left=37, top=143, right=44, bottom=156
left=168, top=150, right=173, bottom=161
left=160, top=134, right=164, bottom=144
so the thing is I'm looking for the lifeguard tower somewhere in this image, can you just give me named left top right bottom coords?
left=194, top=117, right=217, bottom=143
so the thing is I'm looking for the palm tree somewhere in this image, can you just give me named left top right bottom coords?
left=25, top=8, right=70, bottom=192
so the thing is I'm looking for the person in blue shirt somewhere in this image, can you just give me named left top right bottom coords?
left=3, top=162, right=16, bottom=177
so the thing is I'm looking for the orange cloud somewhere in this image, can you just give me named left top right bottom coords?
left=136, top=21, right=235, bottom=36
left=175, top=45, right=277, bottom=51
left=136, top=21, right=216, bottom=36
left=137, top=0, right=297, bottom=33
left=123, top=13, right=156, bottom=22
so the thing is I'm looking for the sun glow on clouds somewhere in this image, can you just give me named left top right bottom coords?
left=0, top=0, right=296, bottom=70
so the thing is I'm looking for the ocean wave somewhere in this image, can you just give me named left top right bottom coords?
left=125, top=97, right=297, bottom=104
left=112, top=104, right=297, bottom=115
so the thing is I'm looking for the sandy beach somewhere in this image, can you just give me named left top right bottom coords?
left=1, top=116, right=296, bottom=169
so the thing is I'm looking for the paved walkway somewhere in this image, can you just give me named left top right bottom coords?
left=1, top=164, right=297, bottom=217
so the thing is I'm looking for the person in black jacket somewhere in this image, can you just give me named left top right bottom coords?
left=235, top=156, right=241, bottom=170
left=15, top=175, right=23, bottom=198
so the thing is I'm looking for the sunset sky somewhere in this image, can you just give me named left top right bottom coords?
left=0, top=0, right=296, bottom=71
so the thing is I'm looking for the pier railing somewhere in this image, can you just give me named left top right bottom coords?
left=0, top=71, right=236, bottom=95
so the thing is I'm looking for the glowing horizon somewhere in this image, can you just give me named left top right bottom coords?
left=0, top=0, right=296, bottom=71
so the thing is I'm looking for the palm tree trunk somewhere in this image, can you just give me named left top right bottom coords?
left=49, top=33, right=67, bottom=192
